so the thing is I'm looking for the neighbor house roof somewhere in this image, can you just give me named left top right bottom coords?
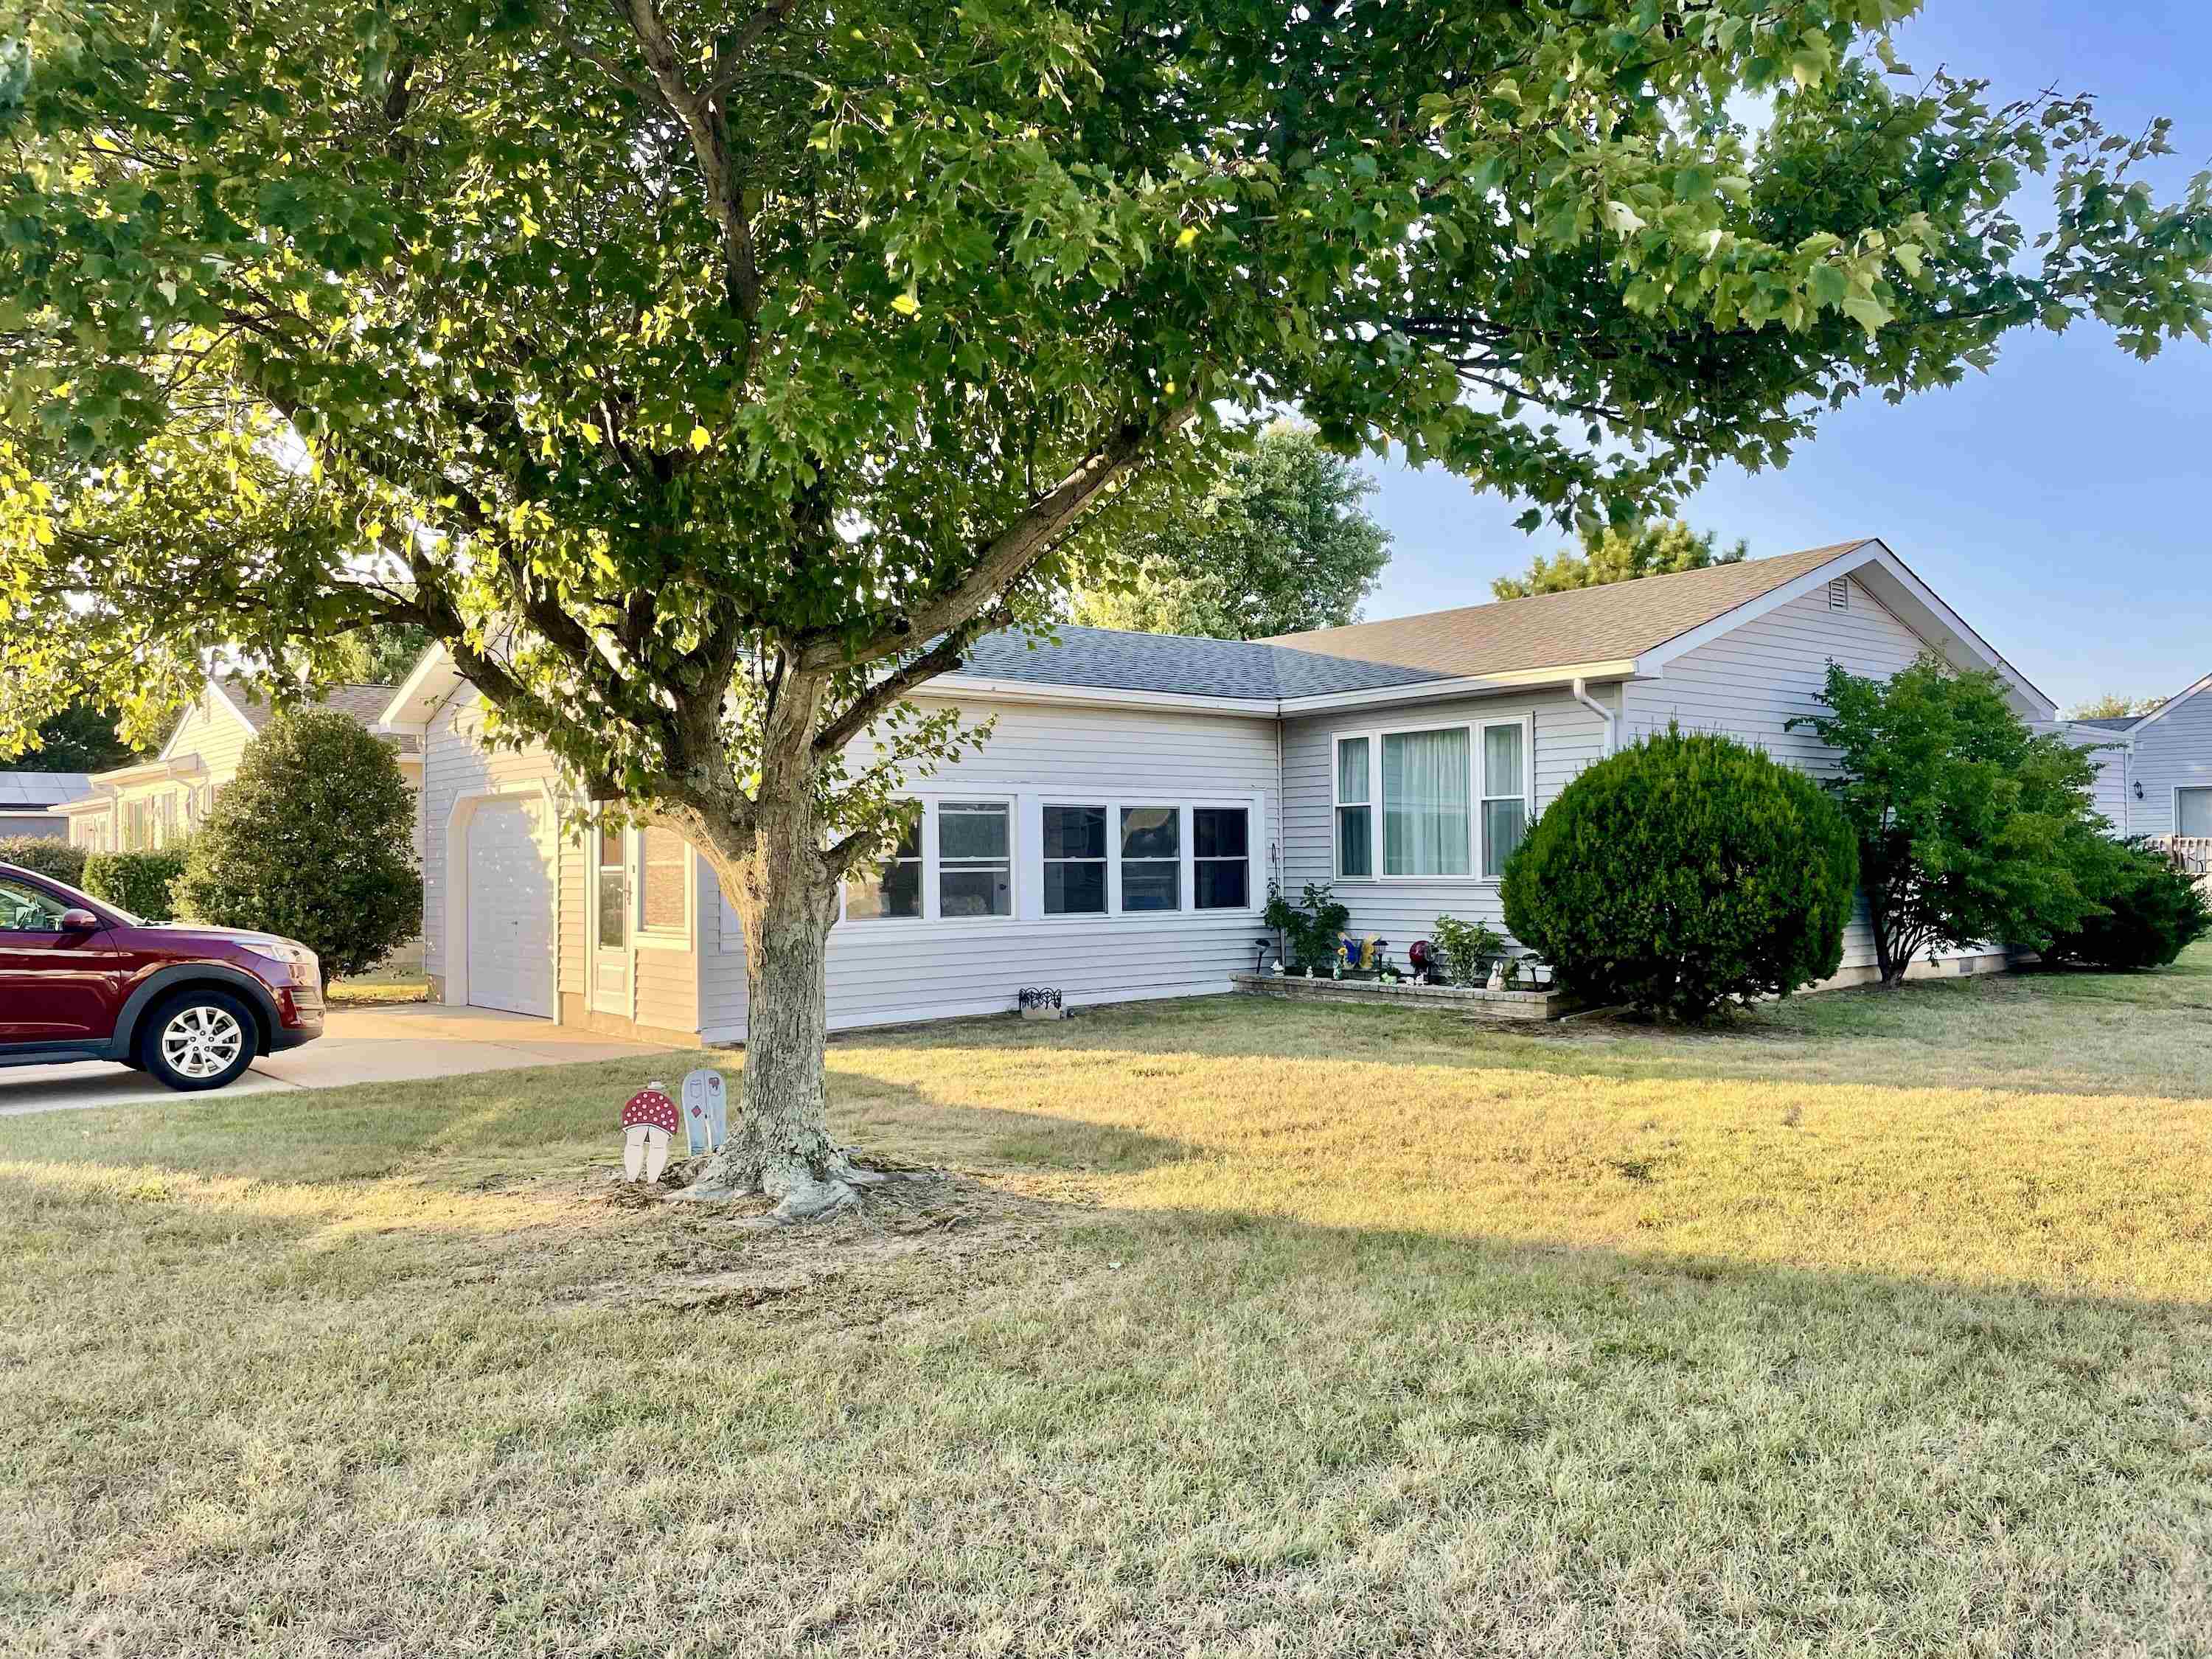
left=2067, top=714, right=2145, bottom=733
left=956, top=626, right=1449, bottom=701
left=0, top=772, right=93, bottom=810
left=1261, top=543, right=1870, bottom=678
left=220, top=681, right=421, bottom=754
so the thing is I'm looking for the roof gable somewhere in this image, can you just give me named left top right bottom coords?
left=2127, top=672, right=2212, bottom=737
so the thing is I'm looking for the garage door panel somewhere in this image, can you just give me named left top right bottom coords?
left=466, top=799, right=556, bottom=1018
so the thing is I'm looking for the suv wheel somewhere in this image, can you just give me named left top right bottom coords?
left=139, top=990, right=258, bottom=1093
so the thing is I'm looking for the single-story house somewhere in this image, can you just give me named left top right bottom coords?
left=2062, top=674, right=2212, bottom=844
left=57, top=680, right=421, bottom=853
left=380, top=537, right=2084, bottom=1046
left=0, top=773, right=91, bottom=840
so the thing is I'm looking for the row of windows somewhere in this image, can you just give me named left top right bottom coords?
left=1334, top=719, right=1531, bottom=881
left=844, top=799, right=1253, bottom=923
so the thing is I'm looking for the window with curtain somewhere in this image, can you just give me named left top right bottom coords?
left=1335, top=737, right=1371, bottom=878
left=1382, top=728, right=1471, bottom=876
left=2180, top=787, right=2212, bottom=839
left=637, top=827, right=689, bottom=937
left=1120, top=806, right=1180, bottom=911
left=844, top=815, right=922, bottom=920
left=1193, top=807, right=1250, bottom=909
left=595, top=824, right=629, bottom=947
left=1043, top=804, right=1107, bottom=915
left=1481, top=723, right=1528, bottom=878
left=938, top=801, right=1012, bottom=917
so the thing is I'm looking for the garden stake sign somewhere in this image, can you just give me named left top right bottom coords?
left=620, top=1080, right=679, bottom=1183
left=682, top=1068, right=728, bottom=1157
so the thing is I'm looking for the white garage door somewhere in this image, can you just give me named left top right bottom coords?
left=465, top=797, right=556, bottom=1018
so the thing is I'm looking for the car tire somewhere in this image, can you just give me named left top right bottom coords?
left=139, top=989, right=260, bottom=1093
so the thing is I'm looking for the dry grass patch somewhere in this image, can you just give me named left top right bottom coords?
left=4, top=948, right=2211, bottom=1655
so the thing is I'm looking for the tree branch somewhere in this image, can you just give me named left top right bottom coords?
left=810, top=603, right=1012, bottom=758
left=799, top=402, right=1197, bottom=674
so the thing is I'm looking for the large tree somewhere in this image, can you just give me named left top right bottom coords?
left=3, top=1, right=2208, bottom=1214
left=1068, top=422, right=1391, bottom=639
left=1492, top=518, right=1747, bottom=599
left=0, top=701, right=136, bottom=772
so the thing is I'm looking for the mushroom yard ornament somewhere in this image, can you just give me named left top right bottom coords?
left=621, top=1081, right=679, bottom=1182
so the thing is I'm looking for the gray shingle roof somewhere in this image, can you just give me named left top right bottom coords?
left=2068, top=715, right=2144, bottom=732
left=0, top=772, right=92, bottom=808
left=221, top=681, right=420, bottom=754
left=957, top=625, right=1450, bottom=701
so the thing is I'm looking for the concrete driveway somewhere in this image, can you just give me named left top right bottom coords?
left=0, top=1004, right=680, bottom=1117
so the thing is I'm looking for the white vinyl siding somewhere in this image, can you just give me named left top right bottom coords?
left=2129, top=686, right=2212, bottom=841
left=703, top=698, right=1280, bottom=1040
left=1623, top=572, right=1986, bottom=973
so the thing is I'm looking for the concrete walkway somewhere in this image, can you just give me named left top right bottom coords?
left=0, top=1004, right=678, bottom=1116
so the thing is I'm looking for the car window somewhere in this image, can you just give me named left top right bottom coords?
left=0, top=879, right=74, bottom=933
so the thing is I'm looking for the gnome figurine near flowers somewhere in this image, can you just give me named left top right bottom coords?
left=620, top=1080, right=680, bottom=1183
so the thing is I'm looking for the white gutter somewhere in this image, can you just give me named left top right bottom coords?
left=1570, top=677, right=1618, bottom=756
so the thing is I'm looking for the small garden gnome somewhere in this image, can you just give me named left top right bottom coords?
left=621, top=1080, right=679, bottom=1183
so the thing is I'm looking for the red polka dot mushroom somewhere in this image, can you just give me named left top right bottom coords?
left=621, top=1080, right=678, bottom=1183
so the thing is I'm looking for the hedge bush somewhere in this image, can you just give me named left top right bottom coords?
left=2045, top=836, right=2212, bottom=970
left=1500, top=726, right=1859, bottom=1020
left=0, top=835, right=88, bottom=886
left=83, top=846, right=191, bottom=920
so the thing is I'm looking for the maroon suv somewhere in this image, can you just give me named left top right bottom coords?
left=0, top=861, right=324, bottom=1091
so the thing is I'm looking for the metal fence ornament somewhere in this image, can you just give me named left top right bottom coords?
left=681, top=1068, right=728, bottom=1155
left=621, top=1080, right=678, bottom=1182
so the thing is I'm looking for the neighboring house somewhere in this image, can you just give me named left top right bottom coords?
left=0, top=773, right=92, bottom=840
left=2060, top=675, right=2212, bottom=846
left=383, top=538, right=2072, bottom=1046
left=56, top=678, right=426, bottom=970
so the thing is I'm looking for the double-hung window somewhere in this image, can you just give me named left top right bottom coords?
left=1334, top=717, right=1531, bottom=880
left=844, top=816, right=922, bottom=920
left=1479, top=722, right=1529, bottom=878
left=1193, top=808, right=1250, bottom=909
left=939, top=801, right=1013, bottom=918
left=1119, top=807, right=1180, bottom=911
left=1043, top=805, right=1108, bottom=916
left=1335, top=737, right=1372, bottom=879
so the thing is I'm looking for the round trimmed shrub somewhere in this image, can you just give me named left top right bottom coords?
left=0, top=835, right=88, bottom=887
left=2045, top=836, right=2212, bottom=970
left=1500, top=726, right=1858, bottom=1020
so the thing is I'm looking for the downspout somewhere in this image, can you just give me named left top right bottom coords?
left=1571, top=678, right=1617, bottom=756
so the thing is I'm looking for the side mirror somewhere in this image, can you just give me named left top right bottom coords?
left=58, top=908, right=100, bottom=933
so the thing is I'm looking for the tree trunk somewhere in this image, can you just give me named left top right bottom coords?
left=685, top=773, right=858, bottom=1216
left=1871, top=902, right=1900, bottom=988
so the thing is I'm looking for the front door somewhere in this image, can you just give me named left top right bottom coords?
left=589, top=823, right=633, bottom=1016
left=0, top=877, right=118, bottom=1043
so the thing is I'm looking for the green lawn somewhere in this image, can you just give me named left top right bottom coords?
left=4, top=949, right=2211, bottom=1655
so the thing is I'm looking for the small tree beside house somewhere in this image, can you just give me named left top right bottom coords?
left=175, top=709, right=422, bottom=987
left=1787, top=656, right=2107, bottom=987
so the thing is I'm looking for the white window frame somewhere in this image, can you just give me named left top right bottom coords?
left=838, top=795, right=1018, bottom=928
left=2177, top=786, right=2212, bottom=841
left=811, top=787, right=1265, bottom=939
left=936, top=798, right=1018, bottom=922
left=1332, top=734, right=1373, bottom=881
left=1040, top=802, right=1111, bottom=919
left=632, top=824, right=697, bottom=950
left=1191, top=804, right=1255, bottom=912
left=1330, top=714, right=1534, bottom=886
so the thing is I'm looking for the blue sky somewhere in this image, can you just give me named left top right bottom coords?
left=1357, top=1, right=2211, bottom=714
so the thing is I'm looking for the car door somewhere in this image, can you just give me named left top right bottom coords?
left=0, top=877, right=120, bottom=1044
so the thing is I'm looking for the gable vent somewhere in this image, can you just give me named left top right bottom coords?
left=1826, top=577, right=1850, bottom=612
